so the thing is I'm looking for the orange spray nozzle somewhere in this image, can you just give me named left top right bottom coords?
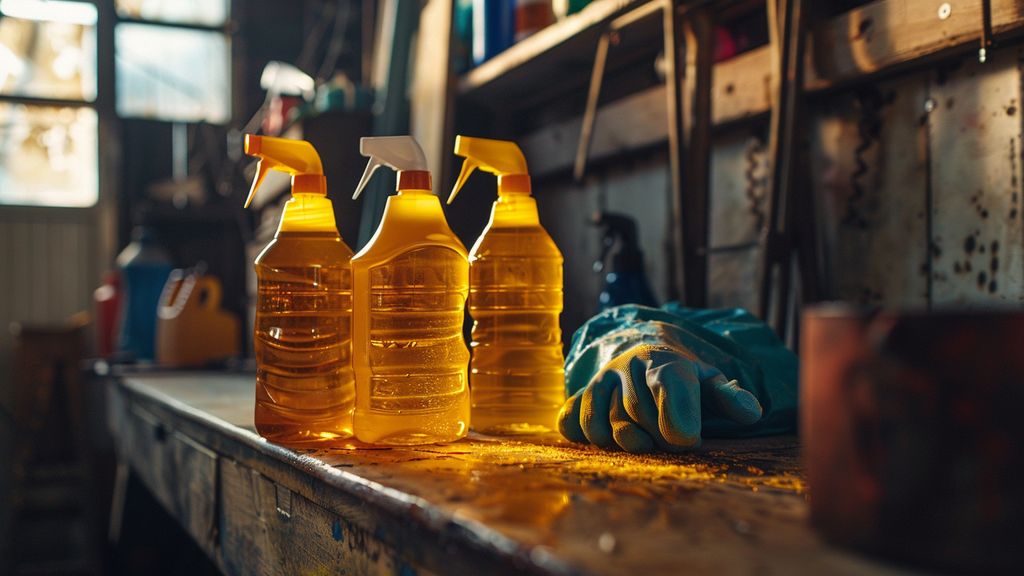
left=448, top=136, right=530, bottom=205
left=243, top=134, right=326, bottom=208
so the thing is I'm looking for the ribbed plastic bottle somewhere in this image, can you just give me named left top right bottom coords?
left=448, top=136, right=565, bottom=433
left=350, top=136, right=471, bottom=445
left=243, top=135, right=355, bottom=445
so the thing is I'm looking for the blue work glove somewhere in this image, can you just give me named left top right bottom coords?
left=558, top=304, right=798, bottom=452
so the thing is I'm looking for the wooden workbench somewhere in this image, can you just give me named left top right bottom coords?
left=105, top=372, right=901, bottom=575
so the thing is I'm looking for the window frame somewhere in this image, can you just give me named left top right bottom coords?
left=113, top=0, right=236, bottom=125
left=0, top=0, right=103, bottom=210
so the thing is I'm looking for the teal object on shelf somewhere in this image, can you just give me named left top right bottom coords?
left=555, top=0, right=591, bottom=18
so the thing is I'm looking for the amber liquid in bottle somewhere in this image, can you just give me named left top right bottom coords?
left=254, top=231, right=354, bottom=444
left=469, top=224, right=564, bottom=433
left=352, top=189, right=471, bottom=445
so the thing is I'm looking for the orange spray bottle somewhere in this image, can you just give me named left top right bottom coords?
left=244, top=135, right=355, bottom=444
left=350, top=136, right=471, bottom=445
left=448, top=136, right=565, bottom=433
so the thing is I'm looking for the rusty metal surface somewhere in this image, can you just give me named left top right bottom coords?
left=109, top=372, right=905, bottom=576
left=810, top=73, right=931, bottom=307
left=802, top=306, right=1024, bottom=572
left=928, top=48, right=1024, bottom=305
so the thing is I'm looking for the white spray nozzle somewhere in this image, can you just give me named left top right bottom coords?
left=352, top=136, right=429, bottom=199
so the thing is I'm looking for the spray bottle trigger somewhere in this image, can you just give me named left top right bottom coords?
left=353, top=157, right=383, bottom=200
left=245, top=159, right=273, bottom=208
left=447, top=158, right=480, bottom=205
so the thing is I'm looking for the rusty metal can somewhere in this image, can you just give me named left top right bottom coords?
left=802, top=304, right=1024, bottom=572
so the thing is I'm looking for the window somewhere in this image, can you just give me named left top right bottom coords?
left=113, top=1, right=231, bottom=124
left=0, top=102, right=97, bottom=207
left=115, top=24, right=230, bottom=123
left=0, top=0, right=98, bottom=207
left=114, top=0, right=229, bottom=28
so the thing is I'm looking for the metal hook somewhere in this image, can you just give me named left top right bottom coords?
left=980, top=0, right=993, bottom=63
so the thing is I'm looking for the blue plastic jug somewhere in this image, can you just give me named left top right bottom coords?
left=116, top=226, right=172, bottom=362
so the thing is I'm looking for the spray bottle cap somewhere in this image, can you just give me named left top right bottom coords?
left=447, top=135, right=530, bottom=205
left=352, top=136, right=431, bottom=198
left=243, top=134, right=336, bottom=233
left=243, top=135, right=326, bottom=207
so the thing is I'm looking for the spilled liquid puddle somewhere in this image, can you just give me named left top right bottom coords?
left=305, top=434, right=806, bottom=549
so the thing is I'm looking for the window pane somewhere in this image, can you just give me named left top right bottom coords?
left=0, top=103, right=98, bottom=207
left=115, top=24, right=230, bottom=124
left=0, top=0, right=97, bottom=100
left=115, top=0, right=229, bottom=27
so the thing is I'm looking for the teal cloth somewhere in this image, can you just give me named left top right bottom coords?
left=561, top=304, right=798, bottom=450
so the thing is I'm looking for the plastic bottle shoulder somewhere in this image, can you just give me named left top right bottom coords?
left=353, top=191, right=468, bottom=264
left=471, top=224, right=562, bottom=261
left=256, top=232, right=354, bottom=267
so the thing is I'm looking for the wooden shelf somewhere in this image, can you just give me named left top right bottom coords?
left=457, top=0, right=642, bottom=105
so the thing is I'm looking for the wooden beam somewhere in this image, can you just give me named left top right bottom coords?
left=807, top=0, right=1024, bottom=89
left=679, top=8, right=715, bottom=306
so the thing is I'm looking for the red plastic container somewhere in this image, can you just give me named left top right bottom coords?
left=93, top=270, right=121, bottom=358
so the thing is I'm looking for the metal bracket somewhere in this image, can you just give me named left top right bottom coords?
left=759, top=0, right=808, bottom=339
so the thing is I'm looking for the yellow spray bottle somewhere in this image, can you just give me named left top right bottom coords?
left=350, top=136, right=470, bottom=445
left=448, top=136, right=565, bottom=434
left=244, top=134, right=355, bottom=445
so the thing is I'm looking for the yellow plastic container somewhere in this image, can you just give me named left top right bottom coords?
left=155, top=270, right=239, bottom=367
left=244, top=134, right=355, bottom=445
left=448, top=136, right=565, bottom=433
left=350, top=136, right=470, bottom=445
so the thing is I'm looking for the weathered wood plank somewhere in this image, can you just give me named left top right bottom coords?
left=809, top=73, right=930, bottom=306
left=218, top=458, right=429, bottom=576
left=109, top=373, right=907, bottom=576
left=170, top=431, right=218, bottom=557
left=928, top=48, right=1024, bottom=305
left=712, top=48, right=773, bottom=127
left=808, top=0, right=1024, bottom=89
left=521, top=87, right=669, bottom=177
